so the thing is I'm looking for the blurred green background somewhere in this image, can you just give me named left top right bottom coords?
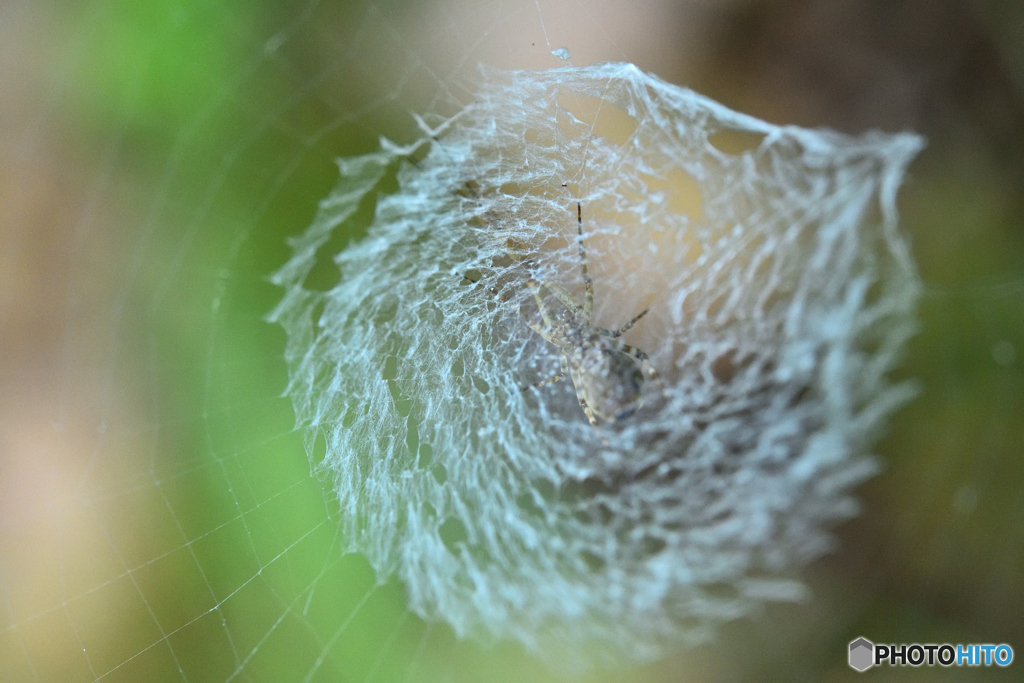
left=0, top=0, right=1021, bottom=681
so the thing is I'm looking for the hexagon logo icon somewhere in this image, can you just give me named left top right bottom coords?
left=849, top=637, right=874, bottom=671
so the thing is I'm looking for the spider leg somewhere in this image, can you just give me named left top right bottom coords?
left=525, top=318, right=561, bottom=346
left=540, top=280, right=583, bottom=317
left=618, top=343, right=660, bottom=380
left=605, top=307, right=650, bottom=338
left=520, top=356, right=569, bottom=391
left=528, top=279, right=563, bottom=332
left=520, top=372, right=565, bottom=391
left=578, top=396, right=600, bottom=427
left=576, top=202, right=594, bottom=323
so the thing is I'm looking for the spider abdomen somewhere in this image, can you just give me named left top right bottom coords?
left=569, top=345, right=646, bottom=423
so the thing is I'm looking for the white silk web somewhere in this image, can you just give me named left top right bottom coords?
left=270, top=63, right=922, bottom=665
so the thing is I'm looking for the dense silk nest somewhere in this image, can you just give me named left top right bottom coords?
left=270, top=63, right=922, bottom=666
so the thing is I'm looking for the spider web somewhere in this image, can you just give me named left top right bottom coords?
left=2, top=0, right=1023, bottom=681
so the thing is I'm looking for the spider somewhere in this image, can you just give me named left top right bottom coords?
left=522, top=202, right=660, bottom=427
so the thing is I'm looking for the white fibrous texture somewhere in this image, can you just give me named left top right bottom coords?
left=269, top=63, right=923, bottom=665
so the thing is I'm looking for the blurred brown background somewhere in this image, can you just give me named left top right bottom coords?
left=1, top=0, right=1022, bottom=680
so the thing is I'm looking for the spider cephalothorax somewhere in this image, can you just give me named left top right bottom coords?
left=523, top=203, right=660, bottom=427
